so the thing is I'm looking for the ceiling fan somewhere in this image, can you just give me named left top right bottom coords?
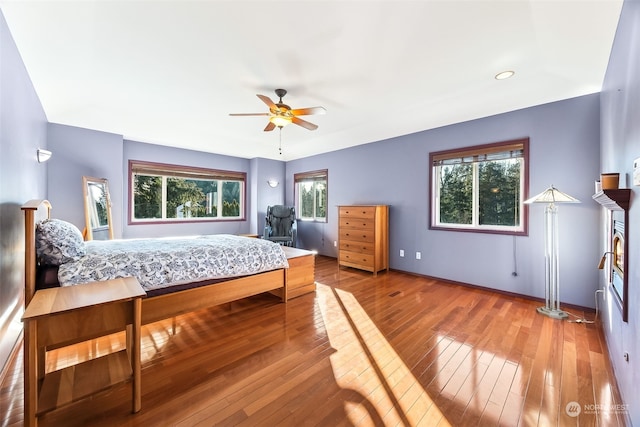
left=230, top=89, right=326, bottom=131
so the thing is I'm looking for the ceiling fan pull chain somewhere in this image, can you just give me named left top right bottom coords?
left=279, top=127, right=283, bottom=155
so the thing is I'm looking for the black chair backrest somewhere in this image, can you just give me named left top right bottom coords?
left=268, top=205, right=294, bottom=236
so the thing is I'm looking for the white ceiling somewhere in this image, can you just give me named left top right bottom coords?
left=1, top=1, right=623, bottom=161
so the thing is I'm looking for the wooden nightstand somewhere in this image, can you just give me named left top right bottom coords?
left=21, top=277, right=145, bottom=427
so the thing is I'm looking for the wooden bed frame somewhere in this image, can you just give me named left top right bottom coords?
left=22, top=199, right=316, bottom=323
left=21, top=199, right=315, bottom=426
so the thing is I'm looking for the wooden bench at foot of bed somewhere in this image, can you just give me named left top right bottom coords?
left=277, top=246, right=316, bottom=300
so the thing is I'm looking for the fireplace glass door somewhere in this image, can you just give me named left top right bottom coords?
left=611, top=220, right=625, bottom=304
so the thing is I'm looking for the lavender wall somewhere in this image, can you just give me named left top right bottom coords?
left=250, top=157, right=285, bottom=237
left=0, top=10, right=47, bottom=373
left=46, top=131, right=286, bottom=239
left=287, top=94, right=602, bottom=309
left=47, top=124, right=124, bottom=236
left=123, top=140, right=255, bottom=238
left=599, top=0, right=639, bottom=423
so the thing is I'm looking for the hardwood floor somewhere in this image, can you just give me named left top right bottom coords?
left=1, top=256, right=628, bottom=426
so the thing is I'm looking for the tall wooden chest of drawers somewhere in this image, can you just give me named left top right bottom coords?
left=338, top=205, right=389, bottom=275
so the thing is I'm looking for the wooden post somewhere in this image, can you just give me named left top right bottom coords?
left=132, top=298, right=142, bottom=413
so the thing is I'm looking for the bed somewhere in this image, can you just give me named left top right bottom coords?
left=21, top=199, right=316, bottom=425
left=21, top=199, right=316, bottom=325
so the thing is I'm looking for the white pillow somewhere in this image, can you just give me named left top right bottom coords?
left=35, top=219, right=86, bottom=265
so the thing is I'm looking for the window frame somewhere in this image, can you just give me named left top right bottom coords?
left=294, top=169, right=328, bottom=223
left=429, top=138, right=529, bottom=236
left=128, top=160, right=246, bottom=225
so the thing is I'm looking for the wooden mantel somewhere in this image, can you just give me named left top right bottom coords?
left=592, top=189, right=631, bottom=211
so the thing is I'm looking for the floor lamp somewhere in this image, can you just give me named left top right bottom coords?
left=525, top=186, right=580, bottom=319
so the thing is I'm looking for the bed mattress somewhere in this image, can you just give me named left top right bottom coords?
left=57, top=234, right=289, bottom=293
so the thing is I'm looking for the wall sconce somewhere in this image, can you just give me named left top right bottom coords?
left=37, top=148, right=52, bottom=163
left=267, top=180, right=279, bottom=188
left=598, top=252, right=613, bottom=269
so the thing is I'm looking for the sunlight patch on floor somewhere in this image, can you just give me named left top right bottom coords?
left=45, top=318, right=180, bottom=372
left=45, top=331, right=126, bottom=372
left=140, top=320, right=181, bottom=363
left=430, top=334, right=524, bottom=424
left=316, top=283, right=450, bottom=426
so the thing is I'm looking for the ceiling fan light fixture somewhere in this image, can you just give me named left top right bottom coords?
left=231, top=89, right=324, bottom=132
left=270, top=115, right=292, bottom=127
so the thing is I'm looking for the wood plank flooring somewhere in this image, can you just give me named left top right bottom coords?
left=1, top=256, right=628, bottom=426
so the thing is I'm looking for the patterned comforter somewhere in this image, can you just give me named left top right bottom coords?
left=58, top=234, right=289, bottom=293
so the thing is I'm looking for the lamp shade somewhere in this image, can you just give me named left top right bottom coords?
left=524, top=185, right=580, bottom=204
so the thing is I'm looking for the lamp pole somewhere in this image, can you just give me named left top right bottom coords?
left=539, top=201, right=567, bottom=318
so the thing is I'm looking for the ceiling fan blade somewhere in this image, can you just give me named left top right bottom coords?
left=292, top=116, right=318, bottom=131
left=291, top=106, right=326, bottom=116
left=257, top=94, right=277, bottom=110
left=229, top=112, right=269, bottom=116
left=264, top=121, right=276, bottom=132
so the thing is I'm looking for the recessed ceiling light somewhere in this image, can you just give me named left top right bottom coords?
left=495, top=70, right=515, bottom=80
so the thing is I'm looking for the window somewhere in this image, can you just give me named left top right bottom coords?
left=129, top=160, right=245, bottom=223
left=294, top=169, right=328, bottom=222
left=430, top=138, right=529, bottom=235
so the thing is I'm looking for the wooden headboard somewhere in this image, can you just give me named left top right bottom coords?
left=21, top=200, right=52, bottom=306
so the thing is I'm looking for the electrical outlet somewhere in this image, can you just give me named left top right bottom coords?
left=333, top=241, right=337, bottom=247
left=400, top=249, right=404, bottom=257
left=416, top=252, right=421, bottom=260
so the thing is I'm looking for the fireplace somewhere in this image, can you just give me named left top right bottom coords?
left=611, top=220, right=625, bottom=302
left=593, top=188, right=630, bottom=322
